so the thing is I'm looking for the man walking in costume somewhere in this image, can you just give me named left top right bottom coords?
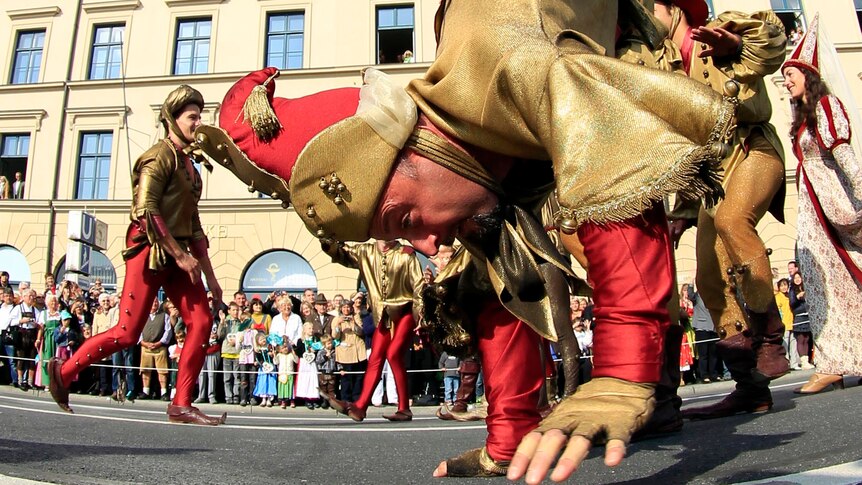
left=197, top=0, right=738, bottom=479
left=634, top=0, right=789, bottom=419
left=48, top=86, right=226, bottom=426
left=322, top=239, right=423, bottom=422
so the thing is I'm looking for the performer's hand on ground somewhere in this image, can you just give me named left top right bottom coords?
left=691, top=26, right=742, bottom=58
left=506, top=378, right=655, bottom=484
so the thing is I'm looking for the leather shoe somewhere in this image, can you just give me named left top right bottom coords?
left=682, top=388, right=772, bottom=420
left=794, top=373, right=844, bottom=394
left=322, top=393, right=366, bottom=422
left=166, top=405, right=227, bottom=426
left=383, top=410, right=413, bottom=422
left=48, top=358, right=73, bottom=413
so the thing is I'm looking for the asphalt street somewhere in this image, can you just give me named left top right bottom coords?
left=1, top=369, right=861, bottom=485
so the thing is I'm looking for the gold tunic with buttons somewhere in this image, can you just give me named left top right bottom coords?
left=124, top=139, right=206, bottom=271
left=406, top=0, right=736, bottom=229
left=327, top=241, right=424, bottom=327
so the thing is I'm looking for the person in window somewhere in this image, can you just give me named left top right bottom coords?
left=402, top=50, right=415, bottom=63
left=47, top=85, right=225, bottom=426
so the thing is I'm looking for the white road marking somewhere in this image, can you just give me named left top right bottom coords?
left=734, top=459, right=862, bottom=485
left=0, top=402, right=485, bottom=432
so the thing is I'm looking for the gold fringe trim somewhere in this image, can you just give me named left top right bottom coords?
left=240, top=71, right=282, bottom=140
left=555, top=95, right=738, bottom=228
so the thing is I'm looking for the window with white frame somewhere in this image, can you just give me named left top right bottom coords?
left=266, top=12, right=304, bottom=70
left=173, top=18, right=211, bottom=75
left=376, top=5, right=414, bottom=64
left=75, top=132, right=113, bottom=200
left=10, top=30, right=45, bottom=84
left=89, top=24, right=125, bottom=80
left=855, top=0, right=862, bottom=33
left=1, top=134, right=30, bottom=198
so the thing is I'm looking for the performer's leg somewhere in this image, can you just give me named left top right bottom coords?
left=59, top=242, right=163, bottom=385
left=353, top=322, right=391, bottom=411
left=477, top=299, right=544, bottom=463
left=577, top=203, right=671, bottom=383
left=384, top=313, right=415, bottom=413
left=161, top=270, right=212, bottom=408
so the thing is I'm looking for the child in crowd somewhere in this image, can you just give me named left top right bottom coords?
left=167, top=331, right=185, bottom=400
left=237, top=313, right=258, bottom=406
left=218, top=302, right=246, bottom=405
left=276, top=341, right=297, bottom=409
left=438, top=352, right=461, bottom=406
left=253, top=332, right=278, bottom=407
left=295, top=321, right=321, bottom=409
left=315, top=335, right=338, bottom=408
left=54, top=310, right=79, bottom=361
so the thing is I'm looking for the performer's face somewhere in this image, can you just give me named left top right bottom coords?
left=370, top=151, right=499, bottom=256
left=175, top=104, right=202, bottom=144
left=782, top=67, right=806, bottom=101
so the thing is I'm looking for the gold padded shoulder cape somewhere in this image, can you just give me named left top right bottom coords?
left=408, top=0, right=735, bottom=228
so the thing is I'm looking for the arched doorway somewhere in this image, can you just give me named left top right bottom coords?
left=55, top=251, right=118, bottom=292
left=0, top=245, right=31, bottom=286
left=241, top=250, right=317, bottom=297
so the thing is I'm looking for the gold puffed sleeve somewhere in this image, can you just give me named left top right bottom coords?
left=712, top=10, right=787, bottom=83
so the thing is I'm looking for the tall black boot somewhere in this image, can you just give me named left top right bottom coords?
left=747, top=301, right=790, bottom=382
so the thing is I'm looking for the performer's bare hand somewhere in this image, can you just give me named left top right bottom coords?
left=691, top=26, right=742, bottom=58
left=668, top=219, right=694, bottom=249
left=506, top=378, right=655, bottom=484
left=177, top=254, right=201, bottom=285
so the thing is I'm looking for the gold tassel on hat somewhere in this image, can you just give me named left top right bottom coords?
left=240, top=70, right=282, bottom=140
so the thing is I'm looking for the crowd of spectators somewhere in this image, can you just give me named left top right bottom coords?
left=0, top=258, right=816, bottom=407
left=0, top=271, right=458, bottom=409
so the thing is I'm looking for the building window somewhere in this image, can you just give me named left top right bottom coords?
left=89, top=24, right=125, bottom=80
left=266, top=12, right=304, bottom=70
left=1, top=134, right=30, bottom=199
left=173, top=18, right=211, bottom=75
left=770, top=0, right=805, bottom=38
left=10, top=30, right=45, bottom=84
left=856, top=0, right=862, bottom=33
left=376, top=5, right=414, bottom=64
left=705, top=0, right=715, bottom=22
left=76, top=132, right=113, bottom=200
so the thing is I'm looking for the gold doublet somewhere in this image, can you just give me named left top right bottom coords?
left=407, top=0, right=736, bottom=230
left=125, top=139, right=206, bottom=271
left=326, top=242, right=424, bottom=327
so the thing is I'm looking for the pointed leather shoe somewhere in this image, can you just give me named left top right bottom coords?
left=383, top=409, right=413, bottom=422
left=48, top=358, right=73, bottom=413
left=794, top=373, right=844, bottom=394
left=167, top=405, right=226, bottom=426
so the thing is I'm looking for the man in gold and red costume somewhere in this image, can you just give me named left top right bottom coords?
left=197, top=0, right=740, bottom=480
left=621, top=0, right=789, bottom=419
left=48, top=86, right=226, bottom=426
left=322, top=239, right=424, bottom=422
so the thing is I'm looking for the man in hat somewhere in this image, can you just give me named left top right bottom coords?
left=636, top=0, right=790, bottom=420
left=323, top=239, right=423, bottom=422
left=47, top=85, right=226, bottom=426
left=198, top=0, right=739, bottom=479
left=312, top=293, right=334, bottom=338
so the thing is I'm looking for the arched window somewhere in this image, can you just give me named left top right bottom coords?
left=55, top=251, right=118, bottom=291
left=0, top=245, right=31, bottom=286
left=241, top=250, right=317, bottom=294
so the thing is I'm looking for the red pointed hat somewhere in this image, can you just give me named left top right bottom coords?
left=196, top=67, right=417, bottom=242
left=782, top=14, right=819, bottom=76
